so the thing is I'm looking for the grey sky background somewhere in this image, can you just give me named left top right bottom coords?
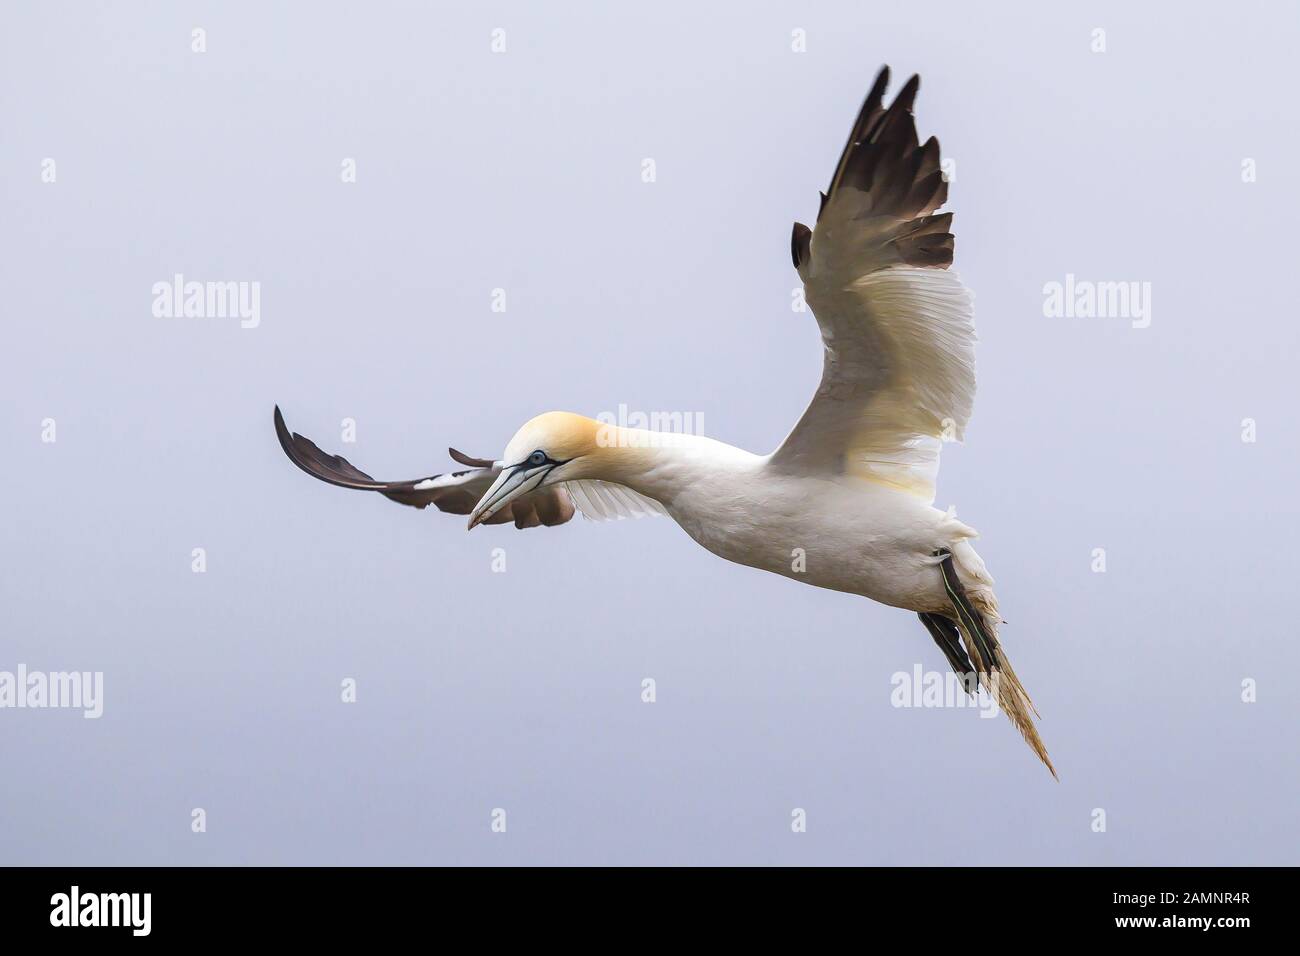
left=2, top=1, right=1297, bottom=865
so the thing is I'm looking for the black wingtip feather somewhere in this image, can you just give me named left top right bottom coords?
left=868, top=65, right=891, bottom=104
left=791, top=221, right=812, bottom=269
left=822, top=66, right=892, bottom=208
left=273, top=405, right=296, bottom=459
left=892, top=74, right=920, bottom=113
left=811, top=67, right=955, bottom=267
left=449, top=447, right=495, bottom=468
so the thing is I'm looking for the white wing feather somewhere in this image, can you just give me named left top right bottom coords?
left=563, top=479, right=668, bottom=521
left=780, top=265, right=975, bottom=501
left=773, top=70, right=975, bottom=504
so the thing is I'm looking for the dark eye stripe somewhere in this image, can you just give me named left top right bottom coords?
left=514, top=450, right=570, bottom=472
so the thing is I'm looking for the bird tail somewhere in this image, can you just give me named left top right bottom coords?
left=933, top=551, right=1057, bottom=780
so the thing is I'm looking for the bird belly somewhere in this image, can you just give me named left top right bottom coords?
left=663, top=477, right=962, bottom=612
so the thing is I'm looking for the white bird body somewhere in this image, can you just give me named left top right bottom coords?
left=275, top=67, right=1055, bottom=775
left=595, top=431, right=982, bottom=614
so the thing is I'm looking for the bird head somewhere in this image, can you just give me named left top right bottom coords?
left=467, top=412, right=604, bottom=529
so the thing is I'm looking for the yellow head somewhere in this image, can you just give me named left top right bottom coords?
left=500, top=411, right=603, bottom=466
left=467, top=412, right=605, bottom=528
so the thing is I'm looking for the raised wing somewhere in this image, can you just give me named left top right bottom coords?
left=774, top=67, right=975, bottom=502
left=274, top=406, right=575, bottom=529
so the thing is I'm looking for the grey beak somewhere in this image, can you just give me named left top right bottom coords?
left=467, top=466, right=533, bottom=530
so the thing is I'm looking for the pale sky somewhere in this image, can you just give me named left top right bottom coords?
left=1, top=1, right=1297, bottom=865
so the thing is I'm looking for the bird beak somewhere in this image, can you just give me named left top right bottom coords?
left=467, top=464, right=542, bottom=530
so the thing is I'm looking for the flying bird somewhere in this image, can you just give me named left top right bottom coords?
left=276, top=66, right=1055, bottom=777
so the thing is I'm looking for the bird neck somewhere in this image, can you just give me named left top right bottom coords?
left=577, top=426, right=726, bottom=507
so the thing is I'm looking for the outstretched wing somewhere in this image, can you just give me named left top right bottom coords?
left=775, top=66, right=975, bottom=503
left=274, top=406, right=576, bottom=529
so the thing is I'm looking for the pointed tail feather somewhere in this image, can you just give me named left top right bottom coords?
left=936, top=553, right=1057, bottom=779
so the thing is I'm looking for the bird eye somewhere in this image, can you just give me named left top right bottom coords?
left=527, top=450, right=547, bottom=467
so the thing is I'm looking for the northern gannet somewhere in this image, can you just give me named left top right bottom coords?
left=275, top=66, right=1055, bottom=776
